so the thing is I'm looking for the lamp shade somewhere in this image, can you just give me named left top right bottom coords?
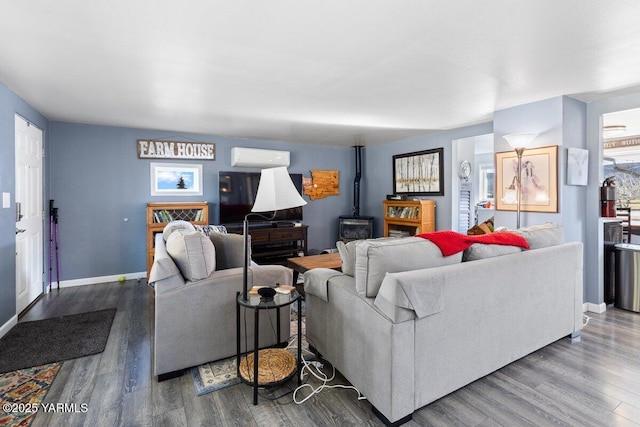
left=501, top=177, right=518, bottom=204
left=503, top=133, right=537, bottom=150
left=251, top=166, right=307, bottom=213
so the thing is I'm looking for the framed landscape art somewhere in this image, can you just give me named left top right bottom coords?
left=150, top=162, right=203, bottom=196
left=392, top=148, right=444, bottom=196
left=495, top=145, right=558, bottom=213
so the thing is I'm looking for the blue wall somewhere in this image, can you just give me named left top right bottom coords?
left=363, top=122, right=494, bottom=236
left=0, top=83, right=49, bottom=326
left=493, top=96, right=588, bottom=235
left=49, top=122, right=354, bottom=280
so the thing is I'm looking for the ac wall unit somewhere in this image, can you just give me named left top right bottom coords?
left=231, top=147, right=290, bottom=168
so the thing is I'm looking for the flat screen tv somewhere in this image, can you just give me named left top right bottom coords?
left=218, top=171, right=304, bottom=225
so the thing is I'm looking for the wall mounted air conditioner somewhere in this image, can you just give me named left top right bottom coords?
left=231, top=147, right=290, bottom=168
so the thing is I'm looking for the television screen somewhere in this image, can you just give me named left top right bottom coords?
left=218, top=171, right=304, bottom=225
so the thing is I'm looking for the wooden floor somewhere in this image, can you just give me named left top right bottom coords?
left=19, top=280, right=640, bottom=427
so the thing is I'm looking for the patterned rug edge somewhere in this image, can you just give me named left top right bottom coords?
left=0, top=362, right=63, bottom=427
left=191, top=357, right=240, bottom=396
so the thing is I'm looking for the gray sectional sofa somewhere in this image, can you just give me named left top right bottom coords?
left=149, top=221, right=293, bottom=380
left=305, top=223, right=583, bottom=425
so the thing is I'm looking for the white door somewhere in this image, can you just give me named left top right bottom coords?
left=15, top=115, right=44, bottom=314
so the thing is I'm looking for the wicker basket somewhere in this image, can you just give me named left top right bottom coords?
left=238, top=349, right=296, bottom=386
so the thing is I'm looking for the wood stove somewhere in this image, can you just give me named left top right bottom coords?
left=339, top=215, right=374, bottom=242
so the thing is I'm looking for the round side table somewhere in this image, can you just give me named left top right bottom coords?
left=236, top=289, right=302, bottom=404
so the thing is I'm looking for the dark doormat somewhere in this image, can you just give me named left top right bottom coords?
left=0, top=308, right=116, bottom=374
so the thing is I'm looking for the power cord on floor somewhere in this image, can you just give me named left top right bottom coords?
left=282, top=326, right=366, bottom=405
left=583, top=314, right=592, bottom=327
left=291, top=353, right=366, bottom=404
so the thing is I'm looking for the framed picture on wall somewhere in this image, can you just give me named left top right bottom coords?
left=495, top=145, right=558, bottom=212
left=150, top=162, right=203, bottom=196
left=566, top=147, right=589, bottom=186
left=392, top=148, right=444, bottom=196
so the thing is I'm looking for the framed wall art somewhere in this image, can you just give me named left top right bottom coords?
left=150, top=162, right=203, bottom=196
left=566, top=147, right=589, bottom=186
left=495, top=145, right=558, bottom=213
left=392, top=148, right=444, bottom=196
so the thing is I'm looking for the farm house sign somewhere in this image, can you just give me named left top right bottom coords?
left=137, top=139, right=216, bottom=160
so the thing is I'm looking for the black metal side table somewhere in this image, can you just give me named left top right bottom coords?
left=236, top=289, right=302, bottom=405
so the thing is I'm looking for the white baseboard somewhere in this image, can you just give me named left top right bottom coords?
left=46, top=271, right=146, bottom=292
left=584, top=302, right=607, bottom=314
left=0, top=315, right=18, bottom=339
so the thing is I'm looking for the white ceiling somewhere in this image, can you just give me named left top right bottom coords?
left=2, top=1, right=640, bottom=147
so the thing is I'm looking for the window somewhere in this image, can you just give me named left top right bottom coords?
left=479, top=164, right=494, bottom=201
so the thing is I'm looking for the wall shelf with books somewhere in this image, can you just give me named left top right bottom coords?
left=383, top=199, right=435, bottom=237
left=146, top=202, right=209, bottom=277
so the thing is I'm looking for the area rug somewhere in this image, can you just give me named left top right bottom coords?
left=191, top=310, right=307, bottom=396
left=0, top=362, right=62, bottom=427
left=0, top=309, right=116, bottom=374
left=191, top=356, right=240, bottom=396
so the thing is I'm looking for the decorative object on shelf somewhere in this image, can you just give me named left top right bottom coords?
left=392, top=148, right=444, bottom=196
left=137, top=139, right=216, bottom=160
left=496, top=141, right=558, bottom=221
left=302, top=169, right=339, bottom=200
left=241, top=166, right=307, bottom=300
left=231, top=147, right=290, bottom=168
left=567, top=147, right=589, bottom=186
left=458, top=160, right=472, bottom=180
left=150, top=163, right=203, bottom=196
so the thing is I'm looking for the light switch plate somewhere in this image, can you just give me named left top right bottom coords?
left=2, top=193, right=9, bottom=208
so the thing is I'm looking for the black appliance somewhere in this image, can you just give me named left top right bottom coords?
left=218, top=171, right=303, bottom=225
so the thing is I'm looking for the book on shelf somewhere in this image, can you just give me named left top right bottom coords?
left=388, top=229, right=412, bottom=238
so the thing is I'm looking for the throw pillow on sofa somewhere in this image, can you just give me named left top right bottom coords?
left=162, top=220, right=196, bottom=241
left=166, top=229, right=216, bottom=281
left=194, top=224, right=228, bottom=236
left=355, top=237, right=463, bottom=297
left=509, top=222, right=564, bottom=249
left=209, top=232, right=248, bottom=270
left=462, top=243, right=522, bottom=261
left=336, top=240, right=360, bottom=276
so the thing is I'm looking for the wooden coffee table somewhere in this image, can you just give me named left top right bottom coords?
left=286, top=252, right=342, bottom=288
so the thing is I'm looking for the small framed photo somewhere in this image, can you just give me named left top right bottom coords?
left=567, top=147, right=589, bottom=186
left=392, top=148, right=444, bottom=196
left=150, top=163, right=203, bottom=196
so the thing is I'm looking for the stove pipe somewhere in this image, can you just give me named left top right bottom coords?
left=352, top=145, right=363, bottom=216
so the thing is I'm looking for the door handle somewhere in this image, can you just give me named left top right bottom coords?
left=16, top=202, right=23, bottom=222
left=16, top=228, right=26, bottom=235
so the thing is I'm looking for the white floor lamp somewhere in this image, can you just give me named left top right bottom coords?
left=502, top=133, right=537, bottom=229
left=242, top=166, right=307, bottom=300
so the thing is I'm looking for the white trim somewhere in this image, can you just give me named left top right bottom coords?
left=0, top=315, right=18, bottom=339
left=45, top=271, right=146, bottom=292
left=584, top=302, right=607, bottom=313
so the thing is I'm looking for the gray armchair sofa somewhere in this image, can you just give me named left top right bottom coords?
left=305, top=223, right=583, bottom=425
left=149, top=222, right=293, bottom=380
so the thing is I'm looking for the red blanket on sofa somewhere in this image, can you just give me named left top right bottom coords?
left=415, top=230, right=530, bottom=256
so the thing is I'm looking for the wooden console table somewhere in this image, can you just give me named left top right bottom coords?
left=227, top=224, right=308, bottom=265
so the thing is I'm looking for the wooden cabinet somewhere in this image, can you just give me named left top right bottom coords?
left=383, top=200, right=435, bottom=237
left=146, top=202, right=209, bottom=277
left=226, top=224, right=308, bottom=265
